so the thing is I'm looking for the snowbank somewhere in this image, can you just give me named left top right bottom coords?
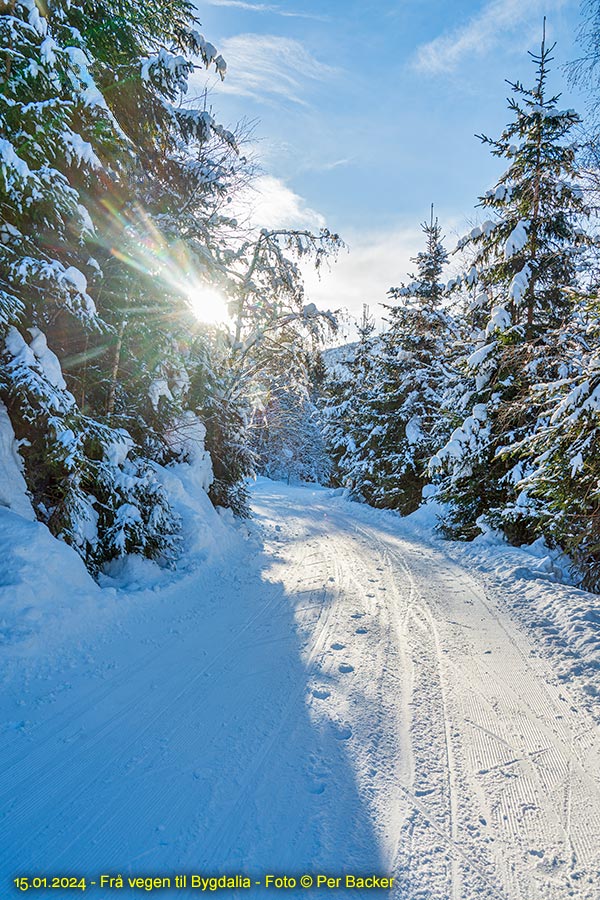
left=0, top=506, right=111, bottom=654
left=446, top=531, right=600, bottom=709
left=0, top=400, right=35, bottom=521
left=0, top=444, right=242, bottom=657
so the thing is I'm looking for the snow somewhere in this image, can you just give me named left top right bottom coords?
left=149, top=377, right=173, bottom=410
left=1, top=480, right=598, bottom=899
left=164, top=411, right=214, bottom=492
left=140, top=50, right=190, bottom=90
left=504, top=219, right=529, bottom=259
left=214, top=54, right=227, bottom=78
left=65, top=46, right=109, bottom=111
left=27, top=327, right=67, bottom=389
left=23, top=0, right=47, bottom=36
left=104, top=430, right=134, bottom=467
left=62, top=265, right=88, bottom=294
left=467, top=340, right=496, bottom=370
left=0, top=506, right=108, bottom=652
left=77, top=203, right=95, bottom=235
left=39, top=35, right=57, bottom=66
left=404, top=415, right=423, bottom=445
left=62, top=130, right=102, bottom=169
left=509, top=263, right=531, bottom=304
left=433, top=404, right=490, bottom=476
left=0, top=452, right=237, bottom=657
left=0, top=221, right=21, bottom=243
left=4, top=326, right=37, bottom=368
left=0, top=402, right=35, bottom=521
left=0, top=137, right=33, bottom=182
left=486, top=305, right=511, bottom=335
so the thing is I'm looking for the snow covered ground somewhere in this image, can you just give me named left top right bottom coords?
left=1, top=479, right=599, bottom=900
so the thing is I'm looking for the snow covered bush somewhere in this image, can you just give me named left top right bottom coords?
left=1, top=328, right=179, bottom=572
left=0, top=0, right=231, bottom=570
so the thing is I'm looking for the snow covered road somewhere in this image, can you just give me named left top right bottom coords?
left=1, top=481, right=599, bottom=900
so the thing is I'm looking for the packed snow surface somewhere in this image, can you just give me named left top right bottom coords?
left=1, top=480, right=599, bottom=900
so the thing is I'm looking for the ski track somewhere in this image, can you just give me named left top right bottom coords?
left=1, top=481, right=599, bottom=900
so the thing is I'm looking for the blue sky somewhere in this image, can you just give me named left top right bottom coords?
left=195, top=0, right=583, bottom=327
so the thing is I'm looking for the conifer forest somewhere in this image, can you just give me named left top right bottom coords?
left=1, top=2, right=600, bottom=899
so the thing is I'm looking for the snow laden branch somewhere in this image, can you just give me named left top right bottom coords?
left=223, top=226, right=344, bottom=351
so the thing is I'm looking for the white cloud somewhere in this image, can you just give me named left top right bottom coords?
left=302, top=226, right=428, bottom=327
left=413, top=0, right=567, bottom=75
left=227, top=173, right=324, bottom=230
left=231, top=179, right=425, bottom=330
left=207, top=34, right=337, bottom=105
left=240, top=175, right=326, bottom=230
left=205, top=0, right=327, bottom=20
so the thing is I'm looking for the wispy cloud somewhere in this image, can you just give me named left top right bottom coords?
left=207, top=34, right=338, bottom=105
left=205, top=0, right=328, bottom=21
left=413, top=0, right=568, bottom=75
left=314, top=157, right=352, bottom=172
left=236, top=175, right=326, bottom=230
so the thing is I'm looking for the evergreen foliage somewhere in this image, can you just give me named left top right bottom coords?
left=252, top=348, right=331, bottom=486
left=0, top=0, right=338, bottom=570
left=359, top=209, right=452, bottom=513
left=323, top=214, right=453, bottom=514
left=321, top=305, right=378, bottom=494
left=432, top=32, right=592, bottom=543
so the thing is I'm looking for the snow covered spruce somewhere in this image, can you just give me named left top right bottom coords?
left=322, top=36, right=600, bottom=592
left=0, top=0, right=339, bottom=572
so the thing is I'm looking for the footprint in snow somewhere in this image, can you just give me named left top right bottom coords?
left=307, top=782, right=326, bottom=795
left=335, top=725, right=353, bottom=741
left=312, top=688, right=330, bottom=700
left=339, top=663, right=354, bottom=674
left=331, top=642, right=345, bottom=650
left=355, top=627, right=368, bottom=635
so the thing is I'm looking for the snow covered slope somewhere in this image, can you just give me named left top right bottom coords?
left=1, top=480, right=598, bottom=900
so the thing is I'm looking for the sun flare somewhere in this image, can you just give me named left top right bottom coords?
left=187, top=284, right=232, bottom=324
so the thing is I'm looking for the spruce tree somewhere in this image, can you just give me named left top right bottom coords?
left=321, top=305, right=378, bottom=493
left=0, top=0, right=225, bottom=569
left=507, top=295, right=600, bottom=590
left=432, top=31, right=591, bottom=542
left=357, top=210, right=452, bottom=513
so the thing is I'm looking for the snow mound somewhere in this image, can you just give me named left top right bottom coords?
left=0, top=401, right=35, bottom=521
left=0, top=507, right=109, bottom=653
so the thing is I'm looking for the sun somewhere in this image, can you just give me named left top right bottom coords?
left=187, top=284, right=232, bottom=324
